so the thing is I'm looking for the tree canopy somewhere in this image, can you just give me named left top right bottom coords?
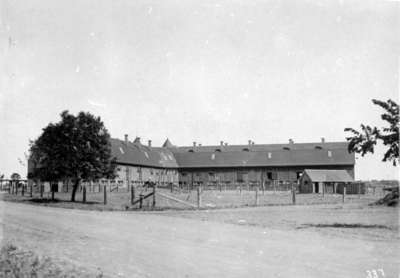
left=29, top=111, right=116, bottom=201
left=10, top=173, right=21, bottom=180
left=345, top=99, right=399, bottom=166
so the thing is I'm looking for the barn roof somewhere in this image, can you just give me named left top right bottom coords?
left=172, top=148, right=354, bottom=168
left=110, top=138, right=179, bottom=168
left=303, top=169, right=354, bottom=182
left=111, top=139, right=354, bottom=169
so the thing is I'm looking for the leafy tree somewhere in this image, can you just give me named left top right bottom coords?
left=29, top=111, right=116, bottom=201
left=345, top=99, right=399, bottom=166
left=10, top=173, right=21, bottom=180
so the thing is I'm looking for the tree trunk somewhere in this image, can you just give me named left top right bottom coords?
left=71, top=179, right=80, bottom=202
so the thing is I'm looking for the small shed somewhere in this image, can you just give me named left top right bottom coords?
left=299, top=169, right=354, bottom=194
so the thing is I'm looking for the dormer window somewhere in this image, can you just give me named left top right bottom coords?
left=242, top=148, right=250, bottom=152
left=283, top=147, right=290, bottom=151
left=211, top=153, right=215, bottom=160
left=315, top=146, right=323, bottom=150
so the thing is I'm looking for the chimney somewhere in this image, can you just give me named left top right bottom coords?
left=124, top=134, right=128, bottom=145
left=220, top=141, right=224, bottom=146
left=248, top=140, right=252, bottom=145
left=321, top=137, right=325, bottom=143
left=148, top=140, right=152, bottom=147
left=224, top=142, right=228, bottom=146
left=289, top=139, right=294, bottom=144
left=252, top=141, right=255, bottom=145
left=193, top=141, right=197, bottom=147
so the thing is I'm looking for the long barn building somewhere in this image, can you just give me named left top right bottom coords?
left=111, top=136, right=355, bottom=189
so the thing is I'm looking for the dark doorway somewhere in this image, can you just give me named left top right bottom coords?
left=314, top=182, right=319, bottom=193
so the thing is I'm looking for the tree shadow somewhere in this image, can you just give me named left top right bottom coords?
left=22, top=198, right=101, bottom=205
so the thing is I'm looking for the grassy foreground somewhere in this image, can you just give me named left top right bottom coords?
left=0, top=243, right=106, bottom=278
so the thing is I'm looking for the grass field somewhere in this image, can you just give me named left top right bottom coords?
left=1, top=187, right=384, bottom=211
left=0, top=242, right=106, bottom=278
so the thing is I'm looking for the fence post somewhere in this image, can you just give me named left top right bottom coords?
left=40, top=183, right=43, bottom=198
left=239, top=183, right=242, bottom=196
left=262, top=180, right=265, bottom=195
left=152, top=183, right=156, bottom=208
left=22, top=183, right=25, bottom=196
left=30, top=183, right=33, bottom=197
left=197, top=185, right=202, bottom=209
left=131, top=186, right=135, bottom=205
left=322, top=183, right=325, bottom=198
left=342, top=185, right=346, bottom=203
left=292, top=184, right=296, bottom=205
left=51, top=184, right=55, bottom=201
left=103, top=185, right=107, bottom=205
left=358, top=183, right=361, bottom=199
left=83, top=186, right=86, bottom=203
left=255, top=186, right=259, bottom=206
left=139, top=194, right=143, bottom=209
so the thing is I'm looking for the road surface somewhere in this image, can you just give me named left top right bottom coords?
left=0, top=201, right=398, bottom=277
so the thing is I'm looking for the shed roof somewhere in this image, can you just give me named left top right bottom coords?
left=303, top=169, right=354, bottom=182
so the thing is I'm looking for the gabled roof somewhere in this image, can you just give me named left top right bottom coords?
left=162, top=138, right=174, bottom=148
left=110, top=138, right=354, bottom=169
left=303, top=169, right=354, bottom=182
left=110, top=138, right=178, bottom=168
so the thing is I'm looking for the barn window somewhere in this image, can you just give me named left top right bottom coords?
left=328, top=150, right=332, bottom=157
left=242, top=148, right=250, bottom=152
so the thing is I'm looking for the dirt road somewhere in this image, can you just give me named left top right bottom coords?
left=0, top=201, right=398, bottom=277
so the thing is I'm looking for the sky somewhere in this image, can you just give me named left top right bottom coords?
left=0, top=0, right=399, bottom=180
